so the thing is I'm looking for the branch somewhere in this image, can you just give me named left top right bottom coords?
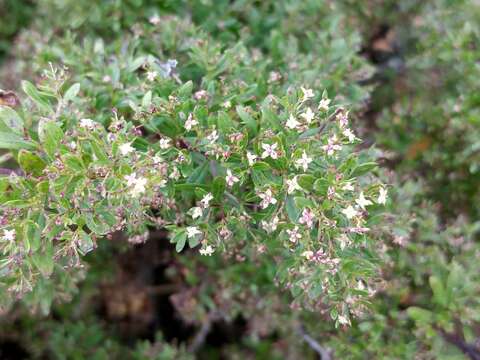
left=188, top=310, right=221, bottom=353
left=297, top=325, right=332, bottom=360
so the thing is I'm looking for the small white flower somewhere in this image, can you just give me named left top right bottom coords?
left=124, top=173, right=138, bottom=186
left=286, top=114, right=301, bottom=130
left=286, top=176, right=301, bottom=194
left=337, top=111, right=349, bottom=128
left=261, top=216, right=279, bottom=233
left=199, top=245, right=215, bottom=256
left=338, top=315, right=351, bottom=326
left=80, top=118, right=95, bottom=129
left=300, top=107, right=315, bottom=124
left=191, top=207, right=203, bottom=219
left=295, top=151, right=313, bottom=172
left=261, top=143, right=279, bottom=160
left=286, top=226, right=302, bottom=243
left=342, top=182, right=354, bottom=192
left=184, top=113, right=198, bottom=131
left=169, top=166, right=181, bottom=180
left=247, top=151, right=257, bottom=166
left=153, top=155, right=163, bottom=164
left=377, top=187, right=388, bottom=205
left=225, top=169, right=240, bottom=187
left=149, top=14, right=161, bottom=25
left=146, top=70, right=158, bottom=82
left=342, top=205, right=358, bottom=219
left=302, top=250, right=314, bottom=260
left=159, top=138, right=171, bottom=149
left=69, top=141, right=77, bottom=150
left=322, top=134, right=342, bottom=156
left=318, top=98, right=331, bottom=112
left=200, top=193, right=214, bottom=208
left=207, top=130, right=219, bottom=144
left=343, top=128, right=356, bottom=143
left=223, top=100, right=232, bottom=109
left=125, top=173, right=148, bottom=196
left=131, top=177, right=148, bottom=196
left=119, top=143, right=135, bottom=156
left=186, top=226, right=202, bottom=239
left=301, top=87, right=314, bottom=102
left=355, top=192, right=372, bottom=210
left=299, top=208, right=315, bottom=228
left=2, top=229, right=15, bottom=241
left=258, top=189, right=277, bottom=209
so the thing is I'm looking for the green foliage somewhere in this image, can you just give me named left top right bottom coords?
left=0, top=0, right=479, bottom=359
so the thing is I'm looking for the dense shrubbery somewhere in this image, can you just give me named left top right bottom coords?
left=0, top=1, right=479, bottom=359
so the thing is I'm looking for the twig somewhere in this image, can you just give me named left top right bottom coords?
left=188, top=310, right=220, bottom=353
left=298, top=325, right=332, bottom=360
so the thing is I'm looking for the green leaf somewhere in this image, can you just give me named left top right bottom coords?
left=188, top=235, right=200, bottom=248
left=64, top=83, right=80, bottom=102
left=18, top=150, right=46, bottom=176
left=0, top=105, right=23, bottom=134
left=407, top=306, right=434, bottom=324
left=31, top=243, right=54, bottom=277
left=351, top=162, right=377, bottom=177
left=0, top=131, right=35, bottom=150
left=429, top=276, right=448, bottom=307
left=286, top=196, right=299, bottom=222
left=142, top=90, right=152, bottom=108
left=21, top=81, right=52, bottom=113
left=171, top=231, right=187, bottom=252
left=178, top=81, right=193, bottom=98
left=38, top=119, right=64, bottom=159
left=236, top=105, right=257, bottom=136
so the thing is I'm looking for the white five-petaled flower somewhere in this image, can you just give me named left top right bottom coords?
left=149, top=14, right=161, bottom=25
left=191, top=207, right=203, bottom=219
left=207, top=130, right=219, bottom=144
left=261, top=143, right=279, bottom=160
left=302, top=250, right=314, bottom=260
left=146, top=70, right=158, bottom=82
left=185, top=113, right=198, bottom=131
left=299, top=208, right=315, bottom=228
left=377, top=187, right=388, bottom=205
left=153, top=155, right=163, bottom=165
left=124, top=173, right=148, bottom=196
left=286, top=114, right=301, bottom=130
left=322, top=134, right=342, bottom=156
left=80, top=118, right=95, bottom=129
left=159, top=138, right=171, bottom=149
left=2, top=229, right=15, bottom=241
left=119, top=142, right=135, bottom=156
left=199, top=245, right=215, bottom=256
left=337, top=111, right=349, bottom=128
left=286, top=176, right=301, bottom=194
left=355, top=192, right=372, bottom=210
left=258, top=189, right=277, bottom=209
left=225, top=169, right=240, bottom=187
left=247, top=152, right=257, bottom=166
left=200, top=193, right=214, bottom=208
left=343, top=128, right=356, bottom=143
left=295, top=151, right=313, bottom=172
left=186, top=226, right=202, bottom=239
left=318, top=98, right=331, bottom=111
left=342, top=182, right=354, bottom=191
left=342, top=205, right=358, bottom=219
left=300, top=107, right=315, bottom=124
left=338, top=315, right=351, bottom=326
left=261, top=216, right=279, bottom=233
left=301, top=87, right=314, bottom=102
left=169, top=166, right=181, bottom=180
left=286, top=226, right=302, bottom=243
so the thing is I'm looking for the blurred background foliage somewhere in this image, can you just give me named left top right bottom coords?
left=0, top=0, right=479, bottom=359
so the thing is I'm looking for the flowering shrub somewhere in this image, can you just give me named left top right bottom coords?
left=0, top=57, right=386, bottom=321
